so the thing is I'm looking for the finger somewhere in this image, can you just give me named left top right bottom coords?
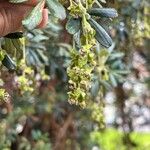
left=8, top=8, right=48, bottom=33
left=25, top=0, right=39, bottom=6
left=0, top=0, right=37, bottom=7
left=0, top=1, right=47, bottom=36
left=0, top=0, right=45, bottom=7
left=25, top=0, right=46, bottom=7
left=0, top=5, right=32, bottom=36
left=37, top=8, right=48, bottom=28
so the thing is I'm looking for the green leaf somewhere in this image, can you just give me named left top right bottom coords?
left=98, top=0, right=106, bottom=3
left=9, top=0, right=28, bottom=3
left=88, top=18, right=112, bottom=48
left=66, top=17, right=81, bottom=35
left=46, top=0, right=66, bottom=20
left=2, top=55, right=16, bottom=70
left=88, top=8, right=118, bottom=18
left=22, top=0, right=44, bottom=30
left=4, top=32, right=23, bottom=39
left=109, top=74, right=118, bottom=87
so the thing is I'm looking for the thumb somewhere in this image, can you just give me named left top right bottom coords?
left=0, top=1, right=48, bottom=37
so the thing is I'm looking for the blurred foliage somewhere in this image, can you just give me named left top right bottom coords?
left=90, top=129, right=150, bottom=150
left=0, top=0, right=150, bottom=150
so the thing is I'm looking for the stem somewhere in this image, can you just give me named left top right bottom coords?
left=86, top=0, right=88, bottom=9
left=22, top=38, right=26, bottom=64
left=69, top=0, right=73, bottom=6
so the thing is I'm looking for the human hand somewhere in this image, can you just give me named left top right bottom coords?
left=0, top=0, right=48, bottom=37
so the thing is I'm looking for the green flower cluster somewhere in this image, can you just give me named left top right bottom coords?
left=67, top=0, right=97, bottom=107
left=67, top=46, right=96, bottom=107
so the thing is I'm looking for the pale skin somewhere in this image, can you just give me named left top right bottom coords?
left=0, top=0, right=48, bottom=37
